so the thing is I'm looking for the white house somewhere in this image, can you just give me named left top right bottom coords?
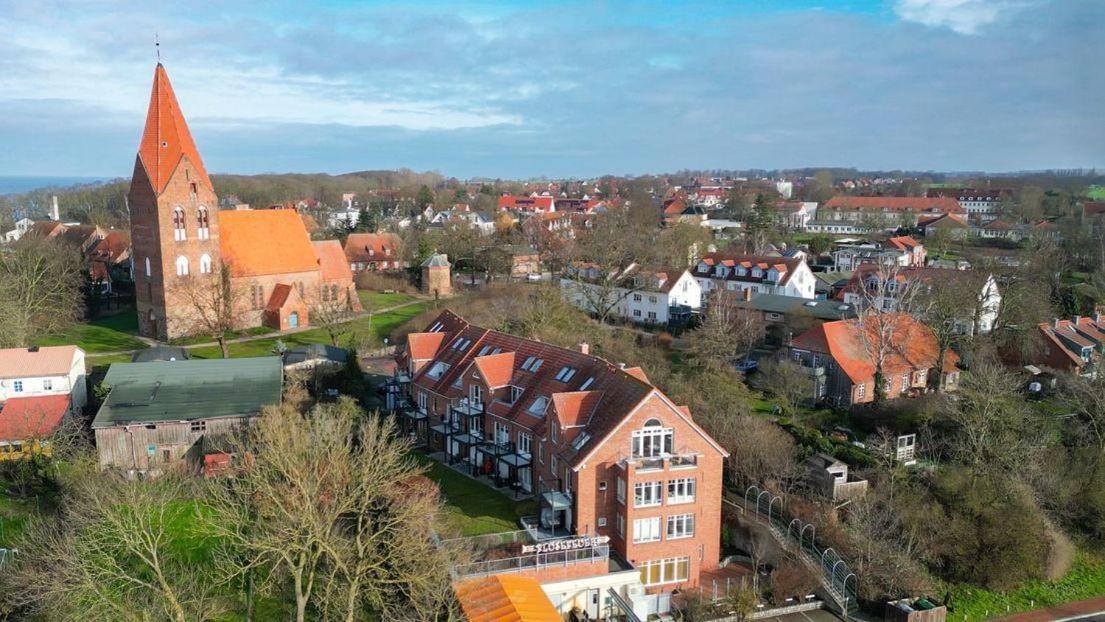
left=429, top=209, right=496, bottom=235
left=3, top=217, right=34, bottom=243
left=0, top=345, right=87, bottom=407
left=328, top=208, right=361, bottom=229
left=691, top=253, right=816, bottom=303
left=560, top=263, right=701, bottom=325
left=840, top=267, right=1001, bottom=335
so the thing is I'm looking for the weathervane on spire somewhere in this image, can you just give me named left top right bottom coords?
left=155, top=32, right=160, bottom=63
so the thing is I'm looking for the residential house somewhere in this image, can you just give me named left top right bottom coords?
left=1082, top=202, right=1105, bottom=237
left=561, top=263, right=702, bottom=326
left=1033, top=314, right=1105, bottom=376
left=838, top=265, right=1002, bottom=335
left=392, top=310, right=728, bottom=616
left=328, top=207, right=361, bottom=229
left=0, top=345, right=87, bottom=459
left=926, top=187, right=1011, bottom=222
left=86, top=230, right=133, bottom=293
left=691, top=252, right=817, bottom=303
left=732, top=292, right=857, bottom=346
left=804, top=220, right=870, bottom=235
left=832, top=237, right=925, bottom=271
left=788, top=314, right=961, bottom=406
left=91, top=357, right=283, bottom=475
left=3, top=217, right=34, bottom=243
left=343, top=232, right=403, bottom=272
left=498, top=195, right=556, bottom=213
left=282, top=344, right=348, bottom=371
left=775, top=201, right=818, bottom=230
left=821, top=196, right=964, bottom=230
left=429, top=208, right=496, bottom=235
left=919, top=213, right=970, bottom=239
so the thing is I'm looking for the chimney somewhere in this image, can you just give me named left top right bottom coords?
left=743, top=288, right=753, bottom=301
left=578, top=342, right=590, bottom=356
left=1054, top=318, right=1062, bottom=329
left=50, top=196, right=60, bottom=221
left=1074, top=315, right=1082, bottom=325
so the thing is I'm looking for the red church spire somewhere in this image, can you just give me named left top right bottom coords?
left=136, top=63, right=212, bottom=195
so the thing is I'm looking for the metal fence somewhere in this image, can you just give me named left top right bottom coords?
left=738, top=486, right=859, bottom=617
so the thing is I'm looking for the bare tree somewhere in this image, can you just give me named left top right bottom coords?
left=565, top=208, right=653, bottom=324
left=173, top=264, right=242, bottom=358
left=853, top=265, right=923, bottom=403
left=313, top=290, right=360, bottom=346
left=209, top=397, right=458, bottom=622
left=2, top=473, right=227, bottom=621
left=0, top=237, right=85, bottom=347
left=685, top=290, right=762, bottom=369
left=752, top=358, right=812, bottom=415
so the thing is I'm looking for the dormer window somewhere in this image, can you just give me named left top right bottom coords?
left=527, top=395, right=549, bottom=417
left=555, top=366, right=577, bottom=382
left=478, top=345, right=492, bottom=356
left=429, top=322, right=444, bottom=332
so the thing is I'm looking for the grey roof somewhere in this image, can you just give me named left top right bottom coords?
left=421, top=253, right=450, bottom=268
left=131, top=346, right=190, bottom=363
left=282, top=344, right=348, bottom=366
left=737, top=294, right=856, bottom=321
left=92, top=357, right=283, bottom=427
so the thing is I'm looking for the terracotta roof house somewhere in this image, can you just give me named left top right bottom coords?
left=343, top=232, right=403, bottom=271
left=498, top=195, right=556, bottom=212
left=125, top=63, right=359, bottom=339
left=0, top=345, right=87, bottom=460
left=788, top=314, right=960, bottom=406
left=1033, top=314, right=1105, bottom=375
left=390, top=310, right=728, bottom=615
left=692, top=252, right=816, bottom=301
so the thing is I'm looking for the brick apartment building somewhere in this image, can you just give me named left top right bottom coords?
left=392, top=310, right=728, bottom=617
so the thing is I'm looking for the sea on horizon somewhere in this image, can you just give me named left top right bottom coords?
left=0, top=175, right=112, bottom=196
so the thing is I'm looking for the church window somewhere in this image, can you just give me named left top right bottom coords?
left=199, top=254, right=212, bottom=274
left=173, top=207, right=186, bottom=241
left=197, top=207, right=210, bottom=240
left=331, top=284, right=339, bottom=302
left=145, top=257, right=151, bottom=277
left=175, top=256, right=189, bottom=276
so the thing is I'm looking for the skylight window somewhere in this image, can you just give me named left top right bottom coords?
left=530, top=359, right=543, bottom=372
left=426, top=361, right=450, bottom=380
left=521, top=356, right=545, bottom=372
left=429, top=322, right=444, bottom=332
left=555, top=366, right=577, bottom=382
left=492, top=347, right=503, bottom=354
left=527, top=395, right=549, bottom=416
left=521, top=356, right=536, bottom=370
left=478, top=345, right=492, bottom=356
left=452, top=338, right=472, bottom=351
left=571, top=432, right=592, bottom=450
left=579, top=377, right=595, bottom=390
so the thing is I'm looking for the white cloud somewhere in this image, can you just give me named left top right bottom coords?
left=894, top=0, right=1033, bottom=35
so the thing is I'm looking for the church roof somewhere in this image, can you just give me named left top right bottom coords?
left=219, top=210, right=321, bottom=277
left=137, top=64, right=212, bottom=195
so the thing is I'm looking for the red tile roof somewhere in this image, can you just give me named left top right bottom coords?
left=825, top=196, right=963, bottom=214
left=89, top=230, right=131, bottom=264
left=343, top=233, right=401, bottom=264
left=498, top=196, right=555, bottom=212
left=0, top=395, right=70, bottom=441
left=1084, top=202, right=1105, bottom=217
left=550, top=390, right=603, bottom=428
left=137, top=64, right=212, bottom=195
left=693, top=252, right=803, bottom=287
left=791, top=314, right=958, bottom=384
left=887, top=235, right=921, bottom=250
left=407, top=332, right=447, bottom=360
left=312, top=240, right=353, bottom=281
left=919, top=213, right=969, bottom=228
left=473, top=352, right=516, bottom=389
left=219, top=210, right=320, bottom=277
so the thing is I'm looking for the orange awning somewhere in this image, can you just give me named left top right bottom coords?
left=454, top=575, right=561, bottom=622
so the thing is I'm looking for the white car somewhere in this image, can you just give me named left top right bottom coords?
left=525, top=273, right=542, bottom=282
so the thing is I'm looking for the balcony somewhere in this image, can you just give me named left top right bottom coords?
left=445, top=529, right=612, bottom=579
left=452, top=399, right=484, bottom=417
left=620, top=452, right=699, bottom=473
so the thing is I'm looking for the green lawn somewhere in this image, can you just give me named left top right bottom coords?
left=171, top=325, right=275, bottom=347
left=1088, top=185, right=1105, bottom=201
left=0, top=494, right=37, bottom=548
left=413, top=453, right=536, bottom=537
left=948, top=552, right=1105, bottom=621
left=187, top=302, right=427, bottom=359
left=358, top=290, right=419, bottom=309
left=35, top=308, right=148, bottom=354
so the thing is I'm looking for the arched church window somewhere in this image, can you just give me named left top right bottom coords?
left=145, top=257, right=151, bottom=277
left=173, top=206, right=186, bottom=241
left=197, top=206, right=210, bottom=240
left=199, top=254, right=212, bottom=274
left=175, top=255, right=189, bottom=276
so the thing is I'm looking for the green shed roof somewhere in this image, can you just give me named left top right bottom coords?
left=737, top=294, right=857, bottom=321
left=92, top=357, right=283, bottom=427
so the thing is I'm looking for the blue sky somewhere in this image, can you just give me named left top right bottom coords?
left=0, top=0, right=1101, bottom=179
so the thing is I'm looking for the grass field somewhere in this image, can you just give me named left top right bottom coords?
left=358, top=290, right=419, bottom=309
left=413, top=453, right=536, bottom=537
left=35, top=308, right=148, bottom=354
left=1089, top=185, right=1105, bottom=200
left=947, top=552, right=1105, bottom=621
left=187, top=301, right=427, bottom=359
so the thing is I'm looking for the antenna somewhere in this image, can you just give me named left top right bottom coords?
left=155, top=32, right=161, bottom=63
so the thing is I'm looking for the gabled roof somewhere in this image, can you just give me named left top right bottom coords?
left=887, top=235, right=921, bottom=251
left=312, top=240, right=353, bottom=281
left=551, top=390, right=603, bottom=428
left=472, top=352, right=516, bottom=389
left=219, top=210, right=320, bottom=277
left=692, top=252, right=804, bottom=286
left=791, top=314, right=958, bottom=384
left=407, top=332, right=447, bottom=360
left=0, top=346, right=80, bottom=379
left=0, top=395, right=70, bottom=441
left=136, top=64, right=212, bottom=195
left=89, top=230, right=131, bottom=264
left=919, top=213, right=969, bottom=228
left=343, top=233, right=401, bottom=264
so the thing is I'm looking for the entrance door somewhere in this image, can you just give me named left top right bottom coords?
left=288, top=312, right=300, bottom=328
left=585, top=589, right=600, bottom=619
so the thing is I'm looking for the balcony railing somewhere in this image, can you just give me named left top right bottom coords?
left=445, top=529, right=610, bottom=579
left=620, top=452, right=699, bottom=472
left=452, top=400, right=484, bottom=417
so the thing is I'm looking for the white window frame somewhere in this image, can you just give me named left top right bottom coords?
left=667, top=477, right=696, bottom=504
left=633, top=517, right=661, bottom=543
left=634, top=481, right=662, bottom=508
left=666, top=514, right=695, bottom=540
left=616, top=477, right=626, bottom=504
left=632, top=425, right=673, bottom=458
left=175, top=255, right=189, bottom=276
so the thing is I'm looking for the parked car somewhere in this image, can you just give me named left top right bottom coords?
left=525, top=273, right=542, bottom=282
left=735, top=358, right=758, bottom=372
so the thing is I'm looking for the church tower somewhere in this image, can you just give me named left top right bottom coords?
left=129, top=63, right=221, bottom=340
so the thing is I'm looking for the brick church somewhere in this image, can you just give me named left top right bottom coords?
left=128, top=63, right=360, bottom=340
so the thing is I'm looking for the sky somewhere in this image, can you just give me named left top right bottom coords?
left=0, top=0, right=1101, bottom=179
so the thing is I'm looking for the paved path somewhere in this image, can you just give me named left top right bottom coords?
left=86, top=297, right=428, bottom=359
left=994, top=597, right=1105, bottom=622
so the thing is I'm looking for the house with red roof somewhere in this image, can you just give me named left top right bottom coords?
left=788, top=314, right=960, bottom=406
left=0, top=346, right=86, bottom=460
left=390, top=310, right=728, bottom=616
left=926, top=187, right=1011, bottom=222
left=691, top=252, right=816, bottom=302
left=342, top=232, right=403, bottom=272
left=1032, top=314, right=1105, bottom=376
